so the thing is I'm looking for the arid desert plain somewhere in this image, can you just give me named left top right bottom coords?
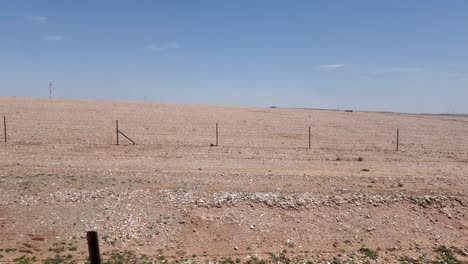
left=0, top=97, right=467, bottom=263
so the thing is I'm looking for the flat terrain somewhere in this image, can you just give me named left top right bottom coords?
left=0, top=97, right=467, bottom=263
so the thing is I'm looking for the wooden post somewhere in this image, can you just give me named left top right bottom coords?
left=86, top=231, right=101, bottom=264
left=216, top=123, right=219, bottom=147
left=3, top=116, right=6, bottom=143
left=116, top=120, right=119, bottom=145
left=308, top=126, right=311, bottom=149
left=396, top=128, right=399, bottom=151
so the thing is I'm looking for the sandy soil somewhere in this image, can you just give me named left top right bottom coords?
left=0, top=97, right=467, bottom=263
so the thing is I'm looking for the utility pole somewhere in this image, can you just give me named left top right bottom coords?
left=49, top=81, right=53, bottom=99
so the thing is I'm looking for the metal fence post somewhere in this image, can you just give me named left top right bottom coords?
left=396, top=128, right=399, bottom=151
left=116, top=120, right=119, bottom=145
left=3, top=116, right=6, bottom=143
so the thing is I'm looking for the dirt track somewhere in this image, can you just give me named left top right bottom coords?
left=0, top=97, right=467, bottom=263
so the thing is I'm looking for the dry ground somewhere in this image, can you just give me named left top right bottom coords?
left=0, top=97, right=467, bottom=263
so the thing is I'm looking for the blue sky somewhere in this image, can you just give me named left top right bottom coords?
left=1, top=0, right=467, bottom=113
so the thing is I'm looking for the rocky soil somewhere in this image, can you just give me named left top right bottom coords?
left=0, top=97, right=467, bottom=263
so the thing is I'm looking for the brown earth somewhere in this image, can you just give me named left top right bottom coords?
left=0, top=97, right=467, bottom=263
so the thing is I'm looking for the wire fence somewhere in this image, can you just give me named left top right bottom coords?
left=0, top=115, right=420, bottom=152
left=1, top=113, right=468, bottom=161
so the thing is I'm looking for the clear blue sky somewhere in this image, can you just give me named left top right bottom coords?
left=1, top=0, right=467, bottom=113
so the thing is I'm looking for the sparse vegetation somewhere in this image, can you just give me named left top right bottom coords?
left=359, top=247, right=379, bottom=260
left=14, top=256, right=37, bottom=264
left=48, top=242, right=78, bottom=254
left=432, top=246, right=468, bottom=264
left=103, top=252, right=132, bottom=264
left=157, top=255, right=167, bottom=263
left=329, top=257, right=343, bottom=264
left=269, top=253, right=291, bottom=264
left=220, top=256, right=236, bottom=264
left=245, top=256, right=266, bottom=264
left=43, top=254, right=76, bottom=264
left=1, top=246, right=467, bottom=264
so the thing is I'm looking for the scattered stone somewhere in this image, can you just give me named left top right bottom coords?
left=28, top=235, right=45, bottom=241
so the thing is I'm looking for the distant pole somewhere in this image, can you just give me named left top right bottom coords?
left=308, top=126, right=311, bottom=149
left=3, top=116, right=6, bottom=143
left=86, top=231, right=101, bottom=264
left=396, top=128, right=399, bottom=151
left=49, top=81, right=52, bottom=99
left=116, top=120, right=119, bottom=145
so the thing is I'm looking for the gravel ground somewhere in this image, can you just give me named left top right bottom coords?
left=0, top=97, right=467, bottom=263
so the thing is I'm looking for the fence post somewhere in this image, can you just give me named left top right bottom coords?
left=216, top=123, right=219, bottom=147
left=116, top=120, right=119, bottom=145
left=396, top=128, right=399, bottom=151
left=3, top=116, right=6, bottom=143
left=86, top=231, right=101, bottom=264
left=308, top=126, right=311, bottom=149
